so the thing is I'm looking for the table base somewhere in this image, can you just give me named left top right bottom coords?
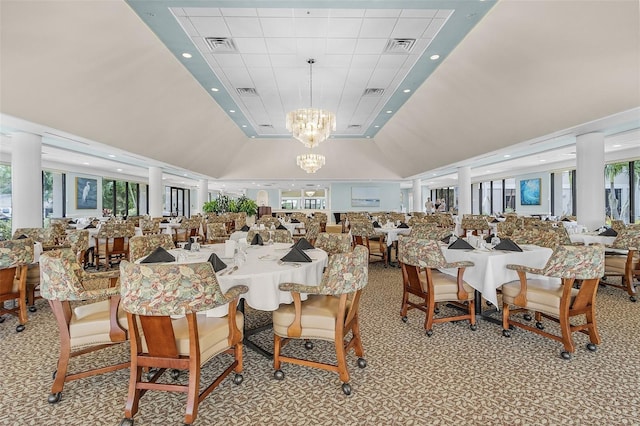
left=238, top=300, right=273, bottom=359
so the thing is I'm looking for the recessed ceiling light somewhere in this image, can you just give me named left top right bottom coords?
left=386, top=110, right=392, bottom=114
left=181, top=53, right=192, bottom=58
left=83, top=162, right=89, bottom=165
left=251, top=136, right=255, bottom=138
left=229, top=110, right=235, bottom=113
left=116, top=168, right=123, bottom=172
left=539, top=159, right=546, bottom=162
left=403, top=89, right=411, bottom=93
left=108, top=154, right=116, bottom=158
left=503, top=154, right=511, bottom=158
left=183, top=173, right=188, bottom=177
left=210, top=88, right=219, bottom=92
left=366, top=136, right=371, bottom=138
left=242, top=125, right=247, bottom=128
left=374, top=125, right=380, bottom=128
left=430, top=54, right=440, bottom=60
left=612, top=144, right=622, bottom=147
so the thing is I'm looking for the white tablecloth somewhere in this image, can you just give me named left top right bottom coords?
left=569, top=233, right=616, bottom=246
left=144, top=243, right=328, bottom=316
left=440, top=243, right=554, bottom=307
left=375, top=227, right=411, bottom=246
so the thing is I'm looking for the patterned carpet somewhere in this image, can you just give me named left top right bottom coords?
left=1, top=263, right=639, bottom=425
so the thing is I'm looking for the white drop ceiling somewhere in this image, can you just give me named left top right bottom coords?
left=0, top=0, right=638, bottom=193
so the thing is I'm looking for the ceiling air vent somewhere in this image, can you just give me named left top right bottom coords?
left=258, top=124, right=273, bottom=128
left=236, top=88, right=258, bottom=96
left=363, top=88, right=384, bottom=96
left=384, top=38, right=416, bottom=54
left=347, top=124, right=362, bottom=129
left=204, top=37, right=238, bottom=53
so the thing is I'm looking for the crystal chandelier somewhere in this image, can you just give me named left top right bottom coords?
left=286, top=59, right=336, bottom=149
left=296, top=153, right=325, bottom=174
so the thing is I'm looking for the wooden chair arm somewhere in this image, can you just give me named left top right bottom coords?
left=108, top=294, right=127, bottom=342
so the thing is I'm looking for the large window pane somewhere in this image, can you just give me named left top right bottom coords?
left=480, top=182, right=491, bottom=215
left=127, top=183, right=139, bottom=217
left=605, top=162, right=630, bottom=223
left=102, top=179, right=114, bottom=216
left=504, top=179, right=516, bottom=212
left=492, top=180, right=503, bottom=214
left=634, top=161, right=639, bottom=224
left=0, top=164, right=12, bottom=240
left=115, top=181, right=127, bottom=217
left=560, top=171, right=573, bottom=216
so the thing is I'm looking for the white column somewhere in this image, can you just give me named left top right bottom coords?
left=458, top=166, right=472, bottom=216
left=325, top=186, right=332, bottom=223
left=553, top=172, right=563, bottom=217
left=576, top=132, right=605, bottom=230
left=148, top=167, right=163, bottom=217
left=11, top=133, right=42, bottom=233
left=197, top=179, right=208, bottom=214
left=412, top=179, right=422, bottom=213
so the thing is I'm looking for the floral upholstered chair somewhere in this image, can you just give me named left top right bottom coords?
left=511, top=228, right=560, bottom=248
left=409, top=223, right=449, bottom=240
left=501, top=244, right=605, bottom=359
left=297, top=220, right=320, bottom=245
left=398, top=236, right=476, bottom=336
left=128, top=234, right=175, bottom=262
left=601, top=228, right=639, bottom=302
left=206, top=222, right=230, bottom=244
left=94, top=221, right=136, bottom=269
left=272, top=245, right=369, bottom=395
left=118, top=261, right=247, bottom=426
left=315, top=233, right=352, bottom=257
left=39, top=248, right=128, bottom=403
left=0, top=239, right=34, bottom=332
left=139, top=216, right=161, bottom=235
left=350, top=221, right=387, bottom=266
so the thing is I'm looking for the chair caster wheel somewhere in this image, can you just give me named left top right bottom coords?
left=426, top=330, right=433, bottom=337
left=535, top=322, right=544, bottom=330
left=29, top=306, right=37, bottom=313
left=0, top=316, right=5, bottom=323
left=630, top=296, right=637, bottom=302
left=470, top=324, right=478, bottom=331
left=434, top=308, right=440, bottom=314
left=560, top=351, right=571, bottom=360
left=357, top=358, right=367, bottom=369
left=304, top=340, right=314, bottom=350
left=274, top=370, right=285, bottom=380
left=16, top=324, right=25, bottom=332
left=52, top=370, right=57, bottom=379
left=586, top=343, right=597, bottom=352
left=341, top=383, right=352, bottom=396
left=170, top=369, right=180, bottom=380
left=119, top=418, right=134, bottom=426
left=48, top=392, right=62, bottom=404
left=401, top=316, right=408, bottom=323
left=502, top=330, right=511, bottom=338
left=523, top=314, right=532, bottom=321
left=233, top=374, right=244, bottom=385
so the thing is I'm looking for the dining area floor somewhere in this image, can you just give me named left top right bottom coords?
left=1, top=262, right=638, bottom=425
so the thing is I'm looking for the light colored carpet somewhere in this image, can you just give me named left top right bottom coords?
left=1, top=264, right=638, bottom=425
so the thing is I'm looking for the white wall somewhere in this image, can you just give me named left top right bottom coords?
left=515, top=172, right=551, bottom=215
left=330, top=182, right=401, bottom=212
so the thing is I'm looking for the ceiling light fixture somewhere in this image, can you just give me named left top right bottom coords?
left=305, top=190, right=316, bottom=197
left=286, top=59, right=336, bottom=149
left=296, top=152, right=325, bottom=174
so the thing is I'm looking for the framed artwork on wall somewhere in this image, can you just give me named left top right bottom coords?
left=519, top=178, right=541, bottom=206
left=351, top=187, right=380, bottom=207
left=76, top=177, right=98, bottom=209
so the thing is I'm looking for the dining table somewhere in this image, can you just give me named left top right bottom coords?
left=439, top=241, right=554, bottom=320
left=135, top=242, right=329, bottom=357
left=375, top=225, right=411, bottom=266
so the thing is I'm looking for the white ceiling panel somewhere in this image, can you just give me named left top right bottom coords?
left=359, top=18, right=398, bottom=38
left=392, top=18, right=434, bottom=38
left=220, top=8, right=257, bottom=17
left=212, top=54, right=245, bottom=68
left=424, top=18, right=449, bottom=38
left=242, top=54, right=272, bottom=68
left=259, top=17, right=296, bottom=37
left=234, top=38, right=268, bottom=54
left=326, top=39, right=357, bottom=55
left=326, top=18, right=363, bottom=38
left=265, top=38, right=296, bottom=54
left=225, top=17, right=263, bottom=37
left=189, top=17, right=229, bottom=36
left=364, top=9, right=402, bottom=18
left=294, top=18, right=329, bottom=37
left=257, top=8, right=293, bottom=18
left=181, top=7, right=221, bottom=17
left=354, top=38, right=388, bottom=54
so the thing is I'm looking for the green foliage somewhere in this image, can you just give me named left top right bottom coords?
left=202, top=194, right=257, bottom=216
left=0, top=219, right=11, bottom=241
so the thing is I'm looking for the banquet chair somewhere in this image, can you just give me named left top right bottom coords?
left=397, top=236, right=476, bottom=336
left=409, top=223, right=448, bottom=240
left=315, top=233, right=352, bottom=257
left=272, top=245, right=369, bottom=395
left=610, top=220, right=625, bottom=234
left=313, top=212, right=328, bottom=232
left=501, top=244, right=605, bottom=359
left=39, top=248, right=128, bottom=403
left=128, top=234, right=175, bottom=262
left=174, top=217, right=202, bottom=244
left=297, top=221, right=320, bottom=245
left=139, top=216, right=161, bottom=235
left=460, top=215, right=491, bottom=237
left=350, top=221, right=387, bottom=267
left=511, top=228, right=560, bottom=248
left=118, top=261, right=247, bottom=426
left=95, top=221, right=136, bottom=269
left=600, top=228, right=640, bottom=302
left=0, top=239, right=34, bottom=332
left=206, top=222, right=230, bottom=244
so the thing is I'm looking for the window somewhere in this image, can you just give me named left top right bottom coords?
left=0, top=164, right=12, bottom=240
left=492, top=180, right=503, bottom=214
left=504, top=179, right=516, bottom=212
left=103, top=179, right=142, bottom=217
left=604, top=162, right=630, bottom=223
